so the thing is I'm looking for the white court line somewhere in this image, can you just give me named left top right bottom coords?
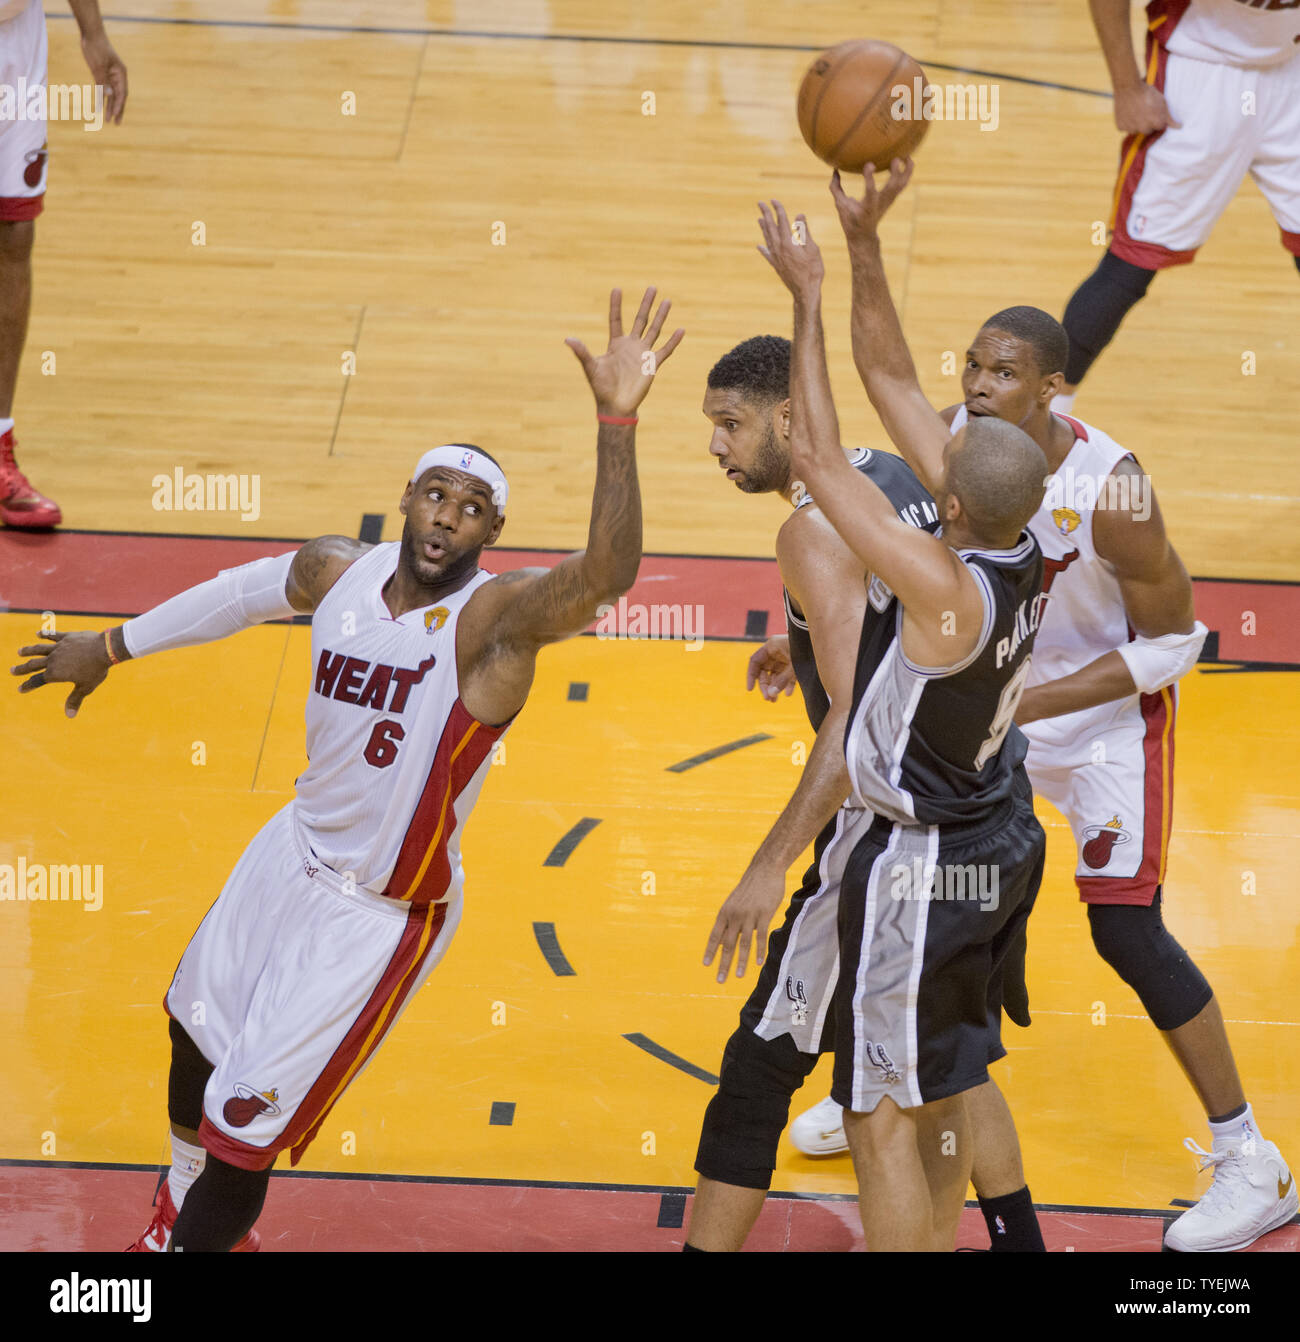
left=1033, top=1010, right=1299, bottom=1028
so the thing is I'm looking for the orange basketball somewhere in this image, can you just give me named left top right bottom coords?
left=797, top=39, right=933, bottom=173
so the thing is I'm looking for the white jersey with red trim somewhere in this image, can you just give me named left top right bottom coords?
left=949, top=408, right=1137, bottom=751
left=1153, top=0, right=1300, bottom=69
left=290, top=543, right=507, bottom=908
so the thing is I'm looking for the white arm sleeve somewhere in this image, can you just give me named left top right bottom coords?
left=122, top=551, right=300, bottom=659
left=1116, top=620, right=1209, bottom=695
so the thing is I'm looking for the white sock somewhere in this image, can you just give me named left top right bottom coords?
left=167, top=1133, right=206, bottom=1209
left=0, top=418, right=14, bottom=436
left=1050, top=393, right=1076, bottom=416
left=1209, top=1102, right=1258, bottom=1148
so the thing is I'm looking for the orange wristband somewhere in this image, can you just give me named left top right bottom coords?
left=104, top=629, right=119, bottom=665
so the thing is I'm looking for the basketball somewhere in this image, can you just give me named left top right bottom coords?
left=797, top=39, right=933, bottom=173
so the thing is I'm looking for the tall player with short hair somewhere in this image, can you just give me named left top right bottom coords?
left=790, top=162, right=1297, bottom=1253
left=752, top=201, right=1049, bottom=1251
left=1055, top=0, right=1300, bottom=408
left=12, top=287, right=683, bottom=1251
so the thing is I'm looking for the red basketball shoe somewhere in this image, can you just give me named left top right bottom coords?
left=126, top=1180, right=262, bottom=1252
left=0, top=428, right=61, bottom=528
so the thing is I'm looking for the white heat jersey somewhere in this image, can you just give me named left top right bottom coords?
left=949, top=408, right=1136, bottom=751
left=1153, top=0, right=1300, bottom=69
left=290, top=543, right=508, bottom=909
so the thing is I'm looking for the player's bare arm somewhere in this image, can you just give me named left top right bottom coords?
left=456, top=287, right=684, bottom=728
left=704, top=506, right=863, bottom=980
left=1017, top=459, right=1204, bottom=724
left=1090, top=0, right=1179, bottom=135
left=828, top=162, right=950, bottom=496
left=10, top=535, right=368, bottom=717
left=757, top=200, right=985, bottom=669
left=67, top=0, right=128, bottom=124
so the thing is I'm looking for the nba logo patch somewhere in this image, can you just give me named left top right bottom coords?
left=460, top=449, right=475, bottom=469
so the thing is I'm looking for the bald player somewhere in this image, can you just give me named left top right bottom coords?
left=12, top=287, right=683, bottom=1252
left=754, top=200, right=1049, bottom=1251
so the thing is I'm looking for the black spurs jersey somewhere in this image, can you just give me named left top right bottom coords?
left=784, top=448, right=939, bottom=731
left=843, top=532, right=1044, bottom=826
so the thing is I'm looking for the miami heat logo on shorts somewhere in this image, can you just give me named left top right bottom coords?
left=23, top=148, right=47, bottom=189
left=223, top=1083, right=282, bottom=1128
left=1081, top=815, right=1131, bottom=869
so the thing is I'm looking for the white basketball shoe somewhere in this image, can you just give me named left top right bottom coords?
left=789, top=1096, right=849, bottom=1156
left=1164, top=1132, right=1298, bottom=1252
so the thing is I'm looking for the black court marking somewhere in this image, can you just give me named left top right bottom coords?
left=46, top=15, right=1113, bottom=100
left=657, top=1192, right=687, bottom=1228
left=543, top=818, right=601, bottom=867
left=358, top=513, right=385, bottom=545
left=1169, top=1198, right=1196, bottom=1209
left=489, top=1102, right=516, bottom=1127
left=532, top=922, right=576, bottom=977
left=666, top=733, right=773, bottom=773
left=622, top=1033, right=720, bottom=1086
left=567, top=682, right=588, bottom=702
left=744, top=609, right=768, bottom=639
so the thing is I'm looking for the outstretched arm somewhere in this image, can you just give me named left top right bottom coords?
left=756, top=201, right=983, bottom=665
left=457, top=287, right=684, bottom=726
left=10, top=535, right=367, bottom=718
left=828, top=163, right=949, bottom=497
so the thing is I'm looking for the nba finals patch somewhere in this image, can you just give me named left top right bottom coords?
left=1052, top=507, right=1081, bottom=536
left=425, top=606, right=450, bottom=634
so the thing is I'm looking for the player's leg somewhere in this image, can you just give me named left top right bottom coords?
left=687, top=809, right=860, bottom=1250
left=916, top=1093, right=973, bottom=1250
left=0, top=2, right=58, bottom=527
left=1067, top=698, right=1296, bottom=1250
left=842, top=1098, right=933, bottom=1250
left=1054, top=50, right=1257, bottom=406
left=1246, top=47, right=1300, bottom=281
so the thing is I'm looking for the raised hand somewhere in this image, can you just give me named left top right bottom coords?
left=11, top=630, right=112, bottom=717
left=756, top=200, right=824, bottom=297
left=829, top=157, right=914, bottom=249
left=746, top=635, right=796, bottom=702
left=566, top=287, right=685, bottom=417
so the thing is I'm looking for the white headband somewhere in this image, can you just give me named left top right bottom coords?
left=412, top=443, right=508, bottom=515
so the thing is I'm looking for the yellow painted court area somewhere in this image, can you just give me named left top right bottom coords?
left=3, top=615, right=1297, bottom=1213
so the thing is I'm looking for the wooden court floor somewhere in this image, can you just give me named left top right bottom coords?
left=1, top=1, right=1297, bottom=1250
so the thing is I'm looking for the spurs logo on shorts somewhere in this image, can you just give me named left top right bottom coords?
left=223, top=1085, right=282, bottom=1129
left=865, top=1042, right=901, bottom=1085
left=785, top=976, right=808, bottom=1025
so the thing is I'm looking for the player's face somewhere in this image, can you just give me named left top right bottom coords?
left=702, top=387, right=790, bottom=494
left=399, top=468, right=503, bottom=586
left=961, top=331, right=1046, bottom=428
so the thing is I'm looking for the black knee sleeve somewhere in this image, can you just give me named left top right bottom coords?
left=694, top=1027, right=820, bottom=1191
left=167, top=1018, right=213, bottom=1132
left=1294, top=255, right=1299, bottom=277
left=1061, top=251, right=1156, bottom=385
left=170, top=1154, right=271, bottom=1251
left=1088, top=891, right=1213, bottom=1031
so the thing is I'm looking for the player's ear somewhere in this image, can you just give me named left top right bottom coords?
left=1040, top=370, right=1064, bottom=404
left=485, top=514, right=504, bottom=547
left=399, top=482, right=412, bottom=516
left=778, top=397, right=792, bottom=440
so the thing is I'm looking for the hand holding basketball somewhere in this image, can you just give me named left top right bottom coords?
left=565, top=287, right=685, bottom=418
left=756, top=201, right=824, bottom=297
left=829, top=157, right=914, bottom=249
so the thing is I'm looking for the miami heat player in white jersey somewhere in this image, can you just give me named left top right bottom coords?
left=949, top=405, right=1175, bottom=899
left=294, top=542, right=504, bottom=908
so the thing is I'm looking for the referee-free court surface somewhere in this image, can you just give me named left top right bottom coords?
left=2, top=0, right=1299, bottom=1249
